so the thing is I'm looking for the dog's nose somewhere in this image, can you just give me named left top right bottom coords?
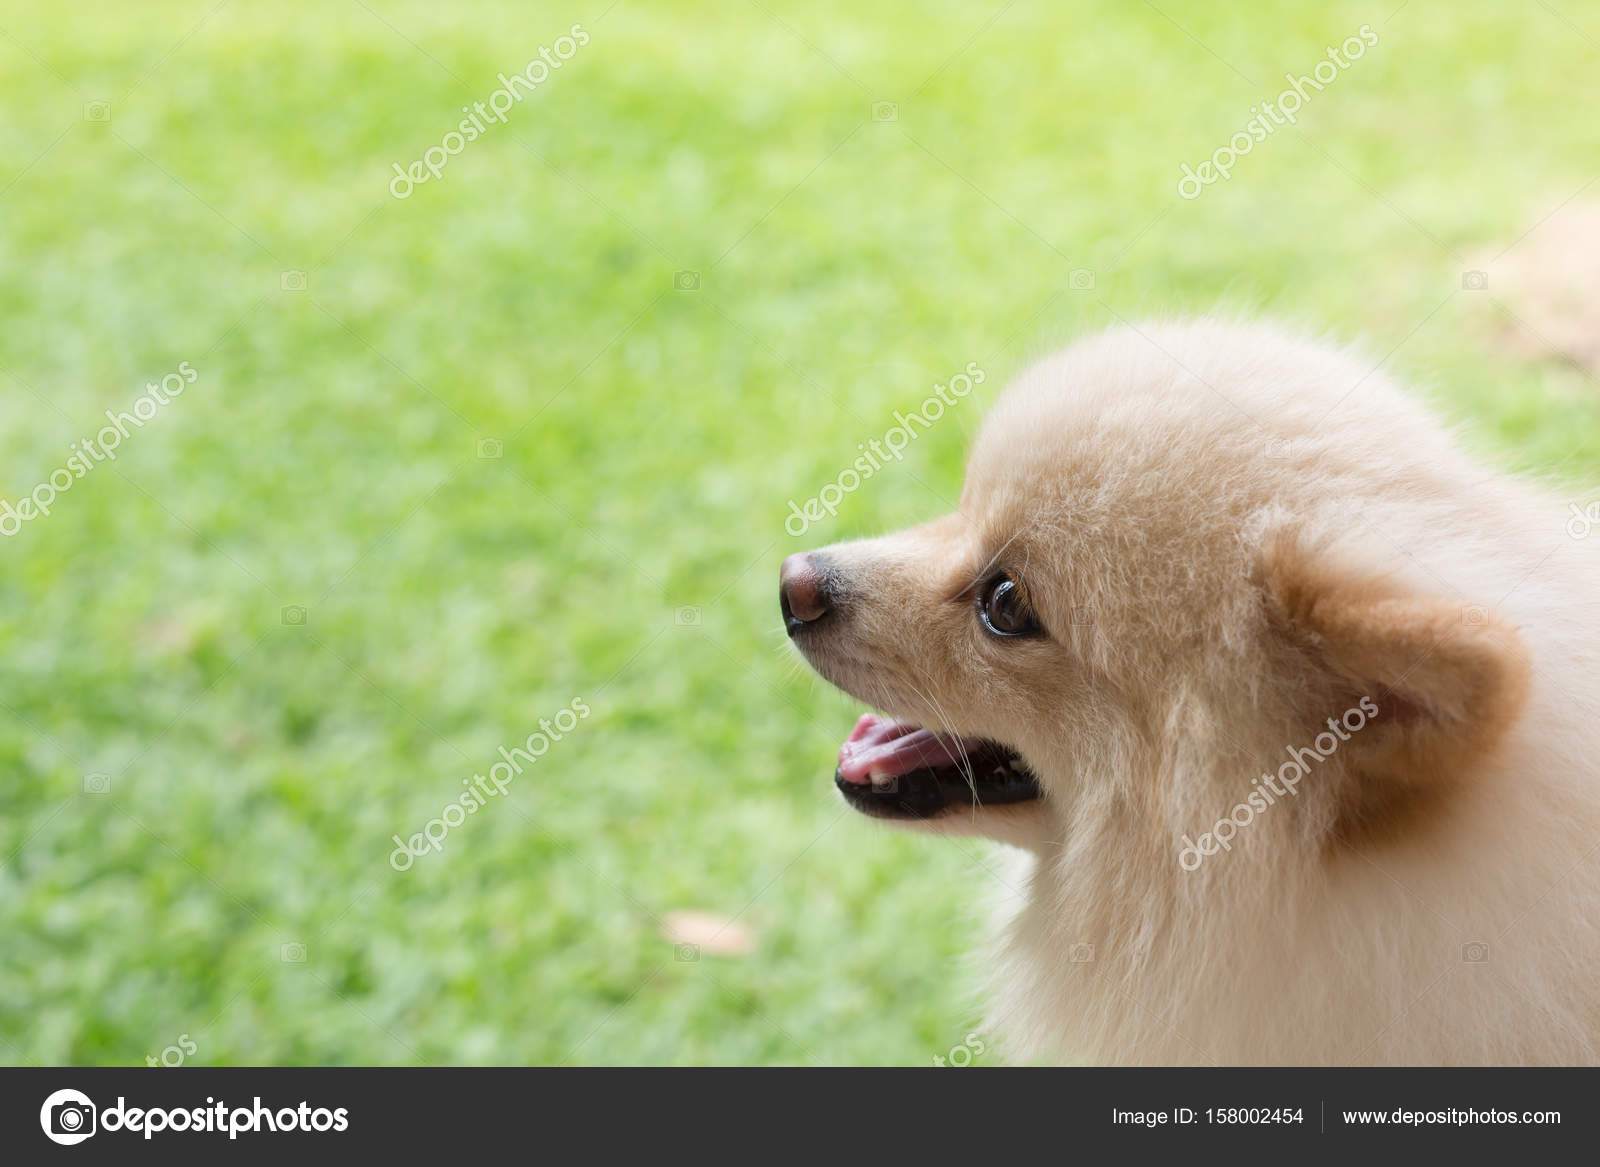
left=780, top=552, right=832, bottom=632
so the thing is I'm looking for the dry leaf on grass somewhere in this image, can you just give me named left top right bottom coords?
left=662, top=909, right=754, bottom=957
left=1466, top=200, right=1600, bottom=376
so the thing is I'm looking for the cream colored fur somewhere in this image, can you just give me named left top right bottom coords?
left=794, top=319, right=1600, bottom=1065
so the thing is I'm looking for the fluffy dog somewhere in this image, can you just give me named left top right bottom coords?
left=781, top=320, right=1600, bottom=1064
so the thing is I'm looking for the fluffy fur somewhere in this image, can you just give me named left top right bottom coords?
left=790, top=319, right=1600, bottom=1064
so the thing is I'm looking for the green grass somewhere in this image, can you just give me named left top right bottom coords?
left=2, top=0, right=1598, bottom=1065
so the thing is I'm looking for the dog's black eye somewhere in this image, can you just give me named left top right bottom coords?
left=979, top=575, right=1038, bottom=638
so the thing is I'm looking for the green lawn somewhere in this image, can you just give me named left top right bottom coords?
left=2, top=0, right=1598, bottom=1065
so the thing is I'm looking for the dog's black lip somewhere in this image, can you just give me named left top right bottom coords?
left=834, top=741, right=1042, bottom=820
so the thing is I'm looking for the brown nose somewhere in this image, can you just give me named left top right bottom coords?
left=780, top=552, right=832, bottom=632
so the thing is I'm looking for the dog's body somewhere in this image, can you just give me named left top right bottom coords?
left=782, top=320, right=1600, bottom=1064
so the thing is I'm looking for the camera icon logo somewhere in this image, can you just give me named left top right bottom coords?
left=1462, top=941, right=1489, bottom=963
left=83, top=101, right=111, bottom=123
left=1071, top=605, right=1095, bottom=627
left=280, top=269, right=308, bottom=292
left=674, top=942, right=700, bottom=962
left=674, top=605, right=702, bottom=626
left=1068, top=942, right=1095, bottom=963
left=872, top=101, right=898, bottom=122
left=281, top=605, right=308, bottom=627
left=40, top=1088, right=97, bottom=1145
left=83, top=773, right=112, bottom=796
left=476, top=438, right=504, bottom=460
left=1265, top=438, right=1294, bottom=460
left=1461, top=604, right=1488, bottom=628
left=673, top=270, right=700, bottom=291
left=1461, top=270, right=1488, bottom=291
left=281, top=941, right=307, bottom=963
left=1069, top=268, right=1096, bottom=291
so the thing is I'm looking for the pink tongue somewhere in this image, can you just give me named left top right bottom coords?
left=837, top=714, right=978, bottom=785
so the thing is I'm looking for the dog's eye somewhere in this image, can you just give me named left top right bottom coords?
left=978, top=575, right=1038, bottom=638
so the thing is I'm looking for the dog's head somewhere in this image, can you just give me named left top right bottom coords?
left=783, top=321, right=1532, bottom=858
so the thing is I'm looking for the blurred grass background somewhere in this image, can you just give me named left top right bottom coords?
left=1, top=0, right=1598, bottom=1064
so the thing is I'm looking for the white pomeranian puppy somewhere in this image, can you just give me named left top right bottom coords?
left=783, top=320, right=1600, bottom=1064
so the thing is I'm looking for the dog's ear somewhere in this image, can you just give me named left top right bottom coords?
left=1257, top=531, right=1531, bottom=790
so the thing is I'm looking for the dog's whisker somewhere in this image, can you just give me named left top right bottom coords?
left=967, top=527, right=1027, bottom=594
left=904, top=680, right=981, bottom=805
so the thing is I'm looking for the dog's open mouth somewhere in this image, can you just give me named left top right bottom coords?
left=834, top=713, right=1042, bottom=819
